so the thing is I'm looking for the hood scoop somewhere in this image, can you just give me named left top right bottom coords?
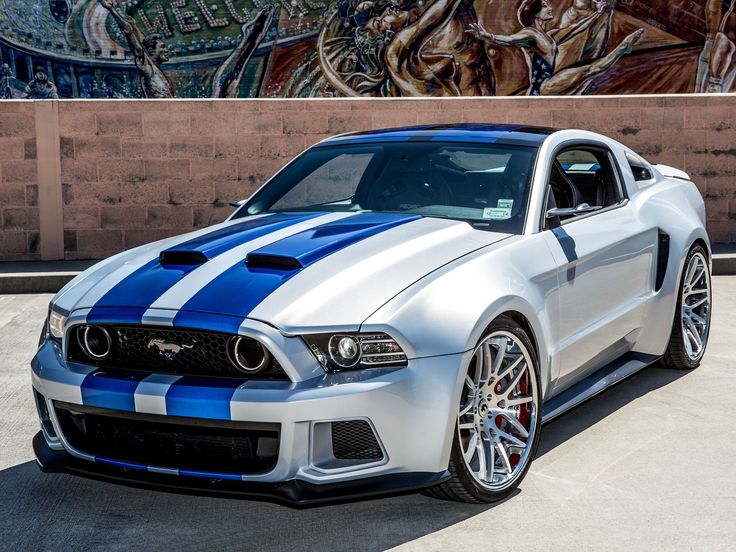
left=159, top=250, right=209, bottom=266
left=245, top=253, right=303, bottom=271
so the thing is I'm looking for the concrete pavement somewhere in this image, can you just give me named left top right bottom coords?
left=0, top=278, right=735, bottom=551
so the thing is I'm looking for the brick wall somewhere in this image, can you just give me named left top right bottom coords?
left=1, top=96, right=735, bottom=260
left=0, top=101, right=39, bottom=258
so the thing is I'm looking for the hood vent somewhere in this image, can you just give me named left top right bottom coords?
left=245, top=253, right=303, bottom=271
left=159, top=250, right=209, bottom=266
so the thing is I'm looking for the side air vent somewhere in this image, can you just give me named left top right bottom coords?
left=655, top=230, right=670, bottom=292
left=245, top=254, right=303, bottom=270
left=159, top=251, right=208, bottom=266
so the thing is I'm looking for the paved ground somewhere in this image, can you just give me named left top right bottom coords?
left=1, top=279, right=734, bottom=552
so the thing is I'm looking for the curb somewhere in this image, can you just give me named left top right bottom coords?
left=713, top=255, right=736, bottom=276
left=0, top=261, right=96, bottom=294
left=1, top=252, right=735, bottom=295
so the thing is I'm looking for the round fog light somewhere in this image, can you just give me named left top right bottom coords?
left=78, top=326, right=112, bottom=360
left=228, top=336, right=270, bottom=373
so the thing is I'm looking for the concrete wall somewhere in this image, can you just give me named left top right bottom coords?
left=1, top=96, right=735, bottom=261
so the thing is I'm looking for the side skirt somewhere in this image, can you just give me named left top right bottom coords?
left=542, top=352, right=661, bottom=424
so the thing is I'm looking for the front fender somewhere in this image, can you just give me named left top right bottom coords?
left=361, top=235, right=559, bottom=399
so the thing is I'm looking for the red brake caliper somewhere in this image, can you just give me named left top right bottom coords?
left=509, top=370, right=529, bottom=469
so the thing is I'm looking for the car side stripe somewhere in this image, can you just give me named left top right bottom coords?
left=165, top=377, right=244, bottom=420
left=172, top=212, right=421, bottom=333
left=141, top=212, right=355, bottom=326
left=86, top=213, right=324, bottom=325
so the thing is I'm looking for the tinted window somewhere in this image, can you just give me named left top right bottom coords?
left=550, top=147, right=623, bottom=212
left=269, top=153, right=374, bottom=211
left=236, top=142, right=539, bottom=234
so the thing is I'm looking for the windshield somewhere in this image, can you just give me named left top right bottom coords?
left=234, top=142, right=538, bottom=234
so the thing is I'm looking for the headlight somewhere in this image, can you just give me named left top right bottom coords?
left=302, top=332, right=407, bottom=372
left=48, top=309, right=67, bottom=341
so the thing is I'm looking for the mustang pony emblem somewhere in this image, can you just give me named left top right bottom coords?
left=147, top=339, right=194, bottom=359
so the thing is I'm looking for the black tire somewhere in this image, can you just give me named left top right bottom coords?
left=662, top=244, right=712, bottom=370
left=423, top=315, right=542, bottom=503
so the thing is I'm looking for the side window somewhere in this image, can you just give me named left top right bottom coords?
left=269, top=153, right=374, bottom=210
left=548, top=147, right=623, bottom=215
left=625, top=151, right=654, bottom=181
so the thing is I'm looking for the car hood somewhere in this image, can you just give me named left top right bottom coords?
left=53, top=212, right=510, bottom=334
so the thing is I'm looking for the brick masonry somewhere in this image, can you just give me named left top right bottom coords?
left=0, top=96, right=735, bottom=260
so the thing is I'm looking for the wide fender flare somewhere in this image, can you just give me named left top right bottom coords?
left=465, top=295, right=553, bottom=399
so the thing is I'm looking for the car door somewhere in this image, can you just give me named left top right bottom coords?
left=541, top=143, right=658, bottom=387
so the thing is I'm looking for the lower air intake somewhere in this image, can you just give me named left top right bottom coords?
left=331, top=420, right=383, bottom=461
left=55, top=402, right=279, bottom=475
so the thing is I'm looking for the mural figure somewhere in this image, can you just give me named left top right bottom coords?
left=695, top=0, right=725, bottom=91
left=25, top=67, right=59, bottom=99
left=305, top=0, right=421, bottom=97
left=212, top=6, right=277, bottom=98
left=0, top=64, right=13, bottom=99
left=559, top=0, right=616, bottom=62
left=312, top=0, right=494, bottom=97
left=384, top=0, right=496, bottom=96
left=97, top=0, right=174, bottom=98
left=706, top=0, right=736, bottom=92
left=97, top=0, right=275, bottom=98
left=467, top=0, right=643, bottom=95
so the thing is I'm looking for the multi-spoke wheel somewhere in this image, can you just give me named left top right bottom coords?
left=663, top=244, right=712, bottom=370
left=424, top=315, right=541, bottom=503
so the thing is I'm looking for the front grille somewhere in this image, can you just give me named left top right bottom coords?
left=331, top=420, right=383, bottom=461
left=55, top=402, right=279, bottom=474
left=67, top=325, right=288, bottom=380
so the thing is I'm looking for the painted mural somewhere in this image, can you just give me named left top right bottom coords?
left=0, top=0, right=733, bottom=98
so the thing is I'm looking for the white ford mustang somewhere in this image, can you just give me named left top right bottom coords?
left=32, top=124, right=711, bottom=504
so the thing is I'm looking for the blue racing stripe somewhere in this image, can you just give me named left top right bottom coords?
left=321, top=124, right=549, bottom=147
left=81, top=369, right=149, bottom=412
left=87, top=213, right=324, bottom=325
left=96, top=457, right=149, bottom=471
left=169, top=310, right=245, bottom=335
left=178, top=469, right=243, bottom=481
left=251, top=212, right=422, bottom=267
left=173, top=212, right=420, bottom=323
left=165, top=377, right=243, bottom=420
left=163, top=212, right=322, bottom=258
left=341, top=135, right=411, bottom=143
left=95, top=457, right=243, bottom=480
left=87, top=307, right=147, bottom=325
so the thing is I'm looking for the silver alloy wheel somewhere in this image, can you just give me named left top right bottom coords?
left=681, top=252, right=711, bottom=361
left=457, top=331, right=538, bottom=491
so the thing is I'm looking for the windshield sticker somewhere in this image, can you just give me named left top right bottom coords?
left=482, top=207, right=512, bottom=220
left=497, top=199, right=514, bottom=210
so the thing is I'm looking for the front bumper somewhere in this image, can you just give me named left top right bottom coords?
left=32, top=326, right=469, bottom=503
left=33, top=433, right=449, bottom=506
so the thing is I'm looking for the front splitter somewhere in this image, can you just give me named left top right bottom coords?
left=33, top=432, right=449, bottom=507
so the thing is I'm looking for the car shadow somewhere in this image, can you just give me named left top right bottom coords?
left=537, top=362, right=690, bottom=457
left=0, top=364, right=690, bottom=552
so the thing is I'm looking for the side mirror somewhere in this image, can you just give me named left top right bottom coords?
left=546, top=203, right=602, bottom=219
left=229, top=198, right=249, bottom=208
